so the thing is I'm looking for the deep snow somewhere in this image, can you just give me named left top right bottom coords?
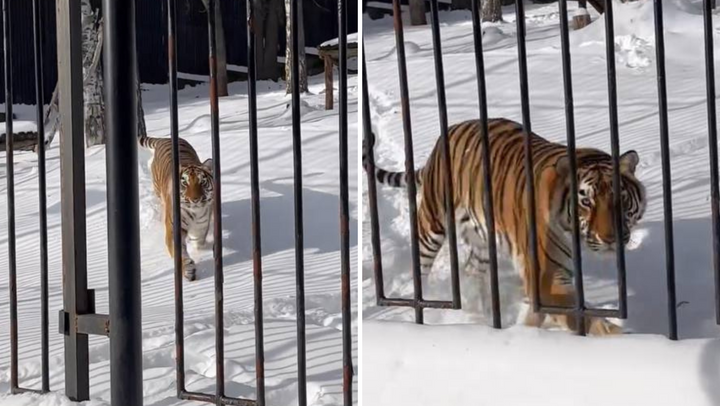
left=363, top=0, right=720, bottom=404
left=0, top=72, right=358, bottom=404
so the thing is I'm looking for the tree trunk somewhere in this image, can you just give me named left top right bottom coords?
left=409, top=0, right=427, bottom=26
left=81, top=0, right=105, bottom=147
left=253, top=0, right=283, bottom=80
left=285, top=0, right=308, bottom=94
left=482, top=0, right=502, bottom=22
left=200, top=0, right=229, bottom=97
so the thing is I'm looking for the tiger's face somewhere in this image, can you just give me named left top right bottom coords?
left=180, top=159, right=214, bottom=208
left=556, top=150, right=646, bottom=252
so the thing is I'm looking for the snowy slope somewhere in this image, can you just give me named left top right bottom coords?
left=363, top=0, right=720, bottom=403
left=0, top=73, right=358, bottom=405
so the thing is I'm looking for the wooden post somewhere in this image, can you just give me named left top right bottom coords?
left=324, top=54, right=333, bottom=110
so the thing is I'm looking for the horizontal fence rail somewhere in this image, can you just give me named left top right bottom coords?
left=364, top=0, right=718, bottom=340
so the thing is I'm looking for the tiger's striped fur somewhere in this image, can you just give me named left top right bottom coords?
left=140, top=135, right=214, bottom=281
left=364, top=118, right=646, bottom=335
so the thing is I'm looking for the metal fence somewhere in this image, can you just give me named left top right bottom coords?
left=4, top=0, right=354, bottom=405
left=363, top=0, right=719, bottom=340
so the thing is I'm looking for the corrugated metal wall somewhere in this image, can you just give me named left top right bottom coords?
left=0, top=0, right=358, bottom=104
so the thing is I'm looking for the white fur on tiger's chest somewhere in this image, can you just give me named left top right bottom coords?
left=180, top=201, right=213, bottom=237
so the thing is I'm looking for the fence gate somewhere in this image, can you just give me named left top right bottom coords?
left=363, top=0, right=720, bottom=340
left=5, top=0, right=353, bottom=405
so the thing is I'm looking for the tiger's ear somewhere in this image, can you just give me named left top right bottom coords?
left=202, top=158, right=213, bottom=172
left=555, top=155, right=571, bottom=180
left=619, top=150, right=639, bottom=174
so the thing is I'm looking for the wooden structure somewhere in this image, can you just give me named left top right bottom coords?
left=319, top=39, right=358, bottom=110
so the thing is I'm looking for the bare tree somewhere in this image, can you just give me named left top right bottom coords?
left=409, top=0, right=427, bottom=25
left=284, top=0, right=308, bottom=93
left=200, top=0, right=229, bottom=96
left=482, top=0, right=502, bottom=22
left=252, top=0, right=284, bottom=80
left=81, top=0, right=105, bottom=146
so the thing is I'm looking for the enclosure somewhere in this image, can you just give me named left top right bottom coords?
left=362, top=0, right=720, bottom=405
left=0, top=1, right=358, bottom=405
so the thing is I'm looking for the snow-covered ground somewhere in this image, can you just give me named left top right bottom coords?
left=0, top=72, right=358, bottom=405
left=363, top=0, right=720, bottom=404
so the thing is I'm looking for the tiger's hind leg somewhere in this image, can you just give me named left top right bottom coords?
left=458, top=212, right=493, bottom=318
left=416, top=200, right=446, bottom=275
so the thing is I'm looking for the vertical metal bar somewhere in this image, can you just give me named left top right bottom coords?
left=246, top=1, right=265, bottom=403
left=558, top=0, right=585, bottom=336
left=428, top=0, right=460, bottom=309
left=103, top=0, right=144, bottom=404
left=167, top=0, right=186, bottom=395
left=206, top=0, right=225, bottom=402
left=651, top=0, right=677, bottom=340
left=514, top=0, right=541, bottom=314
left=391, top=0, right=424, bottom=324
left=32, top=0, right=49, bottom=391
left=3, top=0, right=18, bottom=392
left=603, top=0, right=628, bottom=320
left=290, top=0, right=308, bottom=403
left=337, top=1, right=353, bottom=405
left=362, top=49, right=386, bottom=304
left=56, top=0, right=90, bottom=399
left=702, top=0, right=720, bottom=325
left=470, top=0, right=501, bottom=329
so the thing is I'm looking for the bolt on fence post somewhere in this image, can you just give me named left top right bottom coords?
left=56, top=0, right=91, bottom=399
left=103, top=0, right=144, bottom=404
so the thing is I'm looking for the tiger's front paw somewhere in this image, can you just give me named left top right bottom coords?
left=589, top=318, right=622, bottom=336
left=183, top=257, right=197, bottom=281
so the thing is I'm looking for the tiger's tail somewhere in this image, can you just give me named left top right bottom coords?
left=362, top=130, right=424, bottom=188
left=138, top=133, right=164, bottom=150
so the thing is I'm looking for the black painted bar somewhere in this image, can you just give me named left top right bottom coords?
left=167, top=0, right=186, bottom=396
left=470, top=0, right=501, bottom=329
left=391, top=0, right=425, bottom=324
left=290, top=0, right=308, bottom=403
left=652, top=0, right=678, bottom=340
left=103, top=0, right=144, bottom=404
left=702, top=0, right=720, bottom=325
left=428, top=0, right=461, bottom=309
left=558, top=0, right=586, bottom=335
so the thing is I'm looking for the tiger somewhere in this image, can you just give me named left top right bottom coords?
left=140, top=135, right=214, bottom=281
left=363, top=117, right=646, bottom=335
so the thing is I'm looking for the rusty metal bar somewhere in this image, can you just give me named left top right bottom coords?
left=32, top=0, right=50, bottom=392
left=246, top=1, right=266, bottom=404
left=337, top=0, right=354, bottom=404
left=167, top=0, right=186, bottom=396
left=206, top=0, right=227, bottom=401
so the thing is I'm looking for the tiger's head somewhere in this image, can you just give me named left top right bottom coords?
left=179, top=159, right=214, bottom=208
left=555, top=150, right=646, bottom=252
